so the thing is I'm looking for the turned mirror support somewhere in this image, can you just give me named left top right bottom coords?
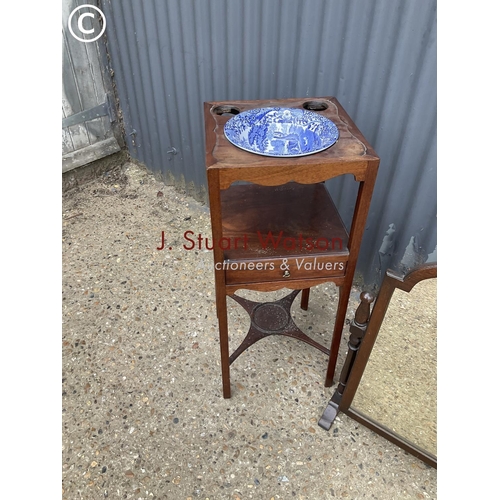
left=319, top=291, right=374, bottom=430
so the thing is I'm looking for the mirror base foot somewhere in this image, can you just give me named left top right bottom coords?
left=318, top=400, right=340, bottom=430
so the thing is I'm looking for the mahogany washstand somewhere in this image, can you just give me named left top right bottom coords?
left=204, top=97, right=379, bottom=398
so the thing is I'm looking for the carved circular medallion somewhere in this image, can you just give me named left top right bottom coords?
left=252, top=303, right=290, bottom=334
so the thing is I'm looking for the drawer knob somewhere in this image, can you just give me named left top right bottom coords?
left=283, top=270, right=291, bottom=278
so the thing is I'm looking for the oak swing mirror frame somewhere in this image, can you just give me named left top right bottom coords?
left=319, top=263, right=437, bottom=468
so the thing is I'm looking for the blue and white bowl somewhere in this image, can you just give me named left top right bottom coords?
left=224, top=107, right=339, bottom=157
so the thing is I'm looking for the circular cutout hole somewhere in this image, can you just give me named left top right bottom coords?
left=303, top=100, right=329, bottom=111
left=213, top=105, right=240, bottom=116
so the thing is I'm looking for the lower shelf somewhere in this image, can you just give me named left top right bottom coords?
left=220, top=182, right=349, bottom=286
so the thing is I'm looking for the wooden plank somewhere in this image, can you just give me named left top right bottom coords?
left=62, top=106, right=74, bottom=155
left=62, top=137, right=120, bottom=173
left=62, top=2, right=105, bottom=144
left=81, top=7, right=111, bottom=145
left=62, top=25, right=90, bottom=152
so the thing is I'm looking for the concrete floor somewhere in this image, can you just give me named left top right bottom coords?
left=62, top=162, right=437, bottom=499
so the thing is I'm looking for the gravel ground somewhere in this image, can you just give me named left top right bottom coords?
left=62, top=162, right=437, bottom=500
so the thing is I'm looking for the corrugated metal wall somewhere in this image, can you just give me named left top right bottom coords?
left=101, top=0, right=436, bottom=286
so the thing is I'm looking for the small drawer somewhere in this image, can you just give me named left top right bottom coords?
left=223, top=254, right=348, bottom=285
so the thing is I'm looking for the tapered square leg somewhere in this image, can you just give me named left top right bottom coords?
left=215, top=291, right=231, bottom=398
left=300, top=288, right=310, bottom=311
left=325, top=286, right=350, bottom=387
